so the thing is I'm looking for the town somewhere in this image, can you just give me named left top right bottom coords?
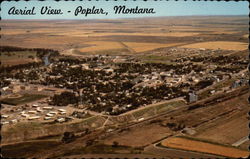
left=1, top=45, right=248, bottom=126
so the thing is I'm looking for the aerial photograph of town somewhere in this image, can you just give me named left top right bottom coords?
left=0, top=1, right=249, bottom=158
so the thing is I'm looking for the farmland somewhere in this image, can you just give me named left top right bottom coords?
left=160, top=136, right=249, bottom=158
left=0, top=16, right=248, bottom=56
left=180, top=41, right=248, bottom=51
left=78, top=41, right=124, bottom=53
left=122, top=42, right=183, bottom=53
left=195, top=114, right=249, bottom=145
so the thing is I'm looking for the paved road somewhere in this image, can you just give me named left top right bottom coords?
left=232, top=136, right=249, bottom=147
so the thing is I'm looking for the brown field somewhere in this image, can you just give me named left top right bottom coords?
left=123, top=42, right=183, bottom=52
left=239, top=140, right=250, bottom=150
left=195, top=113, right=249, bottom=145
left=211, top=31, right=238, bottom=34
left=104, top=124, right=172, bottom=147
left=190, top=92, right=249, bottom=146
left=161, top=136, right=249, bottom=158
left=1, top=29, right=28, bottom=35
left=102, top=90, right=249, bottom=153
left=180, top=41, right=248, bottom=51
left=57, top=32, right=200, bottom=37
left=1, top=59, right=35, bottom=66
left=78, top=41, right=124, bottom=53
left=1, top=16, right=248, bottom=55
left=160, top=91, right=249, bottom=147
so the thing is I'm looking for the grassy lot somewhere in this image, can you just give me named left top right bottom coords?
left=1, top=94, right=47, bottom=105
left=132, top=100, right=186, bottom=119
left=2, top=116, right=102, bottom=144
left=81, top=116, right=106, bottom=128
left=2, top=122, right=44, bottom=138
left=155, top=100, right=186, bottom=114
left=132, top=107, right=155, bottom=119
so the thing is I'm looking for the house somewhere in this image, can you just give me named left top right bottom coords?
left=33, top=86, right=43, bottom=91
left=28, top=110, right=37, bottom=114
left=138, top=118, right=144, bottom=121
left=32, top=104, right=39, bottom=107
left=48, top=111, right=57, bottom=115
left=46, top=113, right=54, bottom=117
left=1, top=121, right=9, bottom=125
left=81, top=64, right=89, bottom=70
left=28, top=116, right=40, bottom=120
left=57, top=118, right=65, bottom=123
left=44, top=116, right=53, bottom=120
left=58, top=109, right=66, bottom=112
left=36, top=107, right=43, bottom=112
left=2, top=115, right=9, bottom=119
left=43, top=106, right=53, bottom=110
left=60, top=112, right=66, bottom=115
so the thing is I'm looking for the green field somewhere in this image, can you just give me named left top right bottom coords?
left=1, top=94, right=47, bottom=105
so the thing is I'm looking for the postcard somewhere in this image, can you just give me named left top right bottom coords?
left=0, top=0, right=249, bottom=158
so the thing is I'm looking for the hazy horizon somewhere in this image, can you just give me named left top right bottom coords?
left=1, top=0, right=248, bottom=20
left=1, top=15, right=248, bottom=21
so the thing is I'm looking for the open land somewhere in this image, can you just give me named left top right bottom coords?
left=0, top=16, right=249, bottom=158
left=161, top=136, right=249, bottom=158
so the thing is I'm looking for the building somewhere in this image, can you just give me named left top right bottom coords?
left=33, top=86, right=43, bottom=91
left=189, top=92, right=198, bottom=103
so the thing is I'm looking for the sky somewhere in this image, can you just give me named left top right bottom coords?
left=1, top=0, right=249, bottom=20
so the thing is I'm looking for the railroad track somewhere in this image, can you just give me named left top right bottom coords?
left=70, top=86, right=248, bottom=142
left=100, top=86, right=248, bottom=138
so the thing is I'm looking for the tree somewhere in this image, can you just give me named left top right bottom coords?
left=112, top=141, right=119, bottom=147
left=50, top=91, right=79, bottom=106
left=61, top=131, right=75, bottom=143
left=86, top=139, right=95, bottom=146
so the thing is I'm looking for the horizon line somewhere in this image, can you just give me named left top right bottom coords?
left=1, top=14, right=248, bottom=21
